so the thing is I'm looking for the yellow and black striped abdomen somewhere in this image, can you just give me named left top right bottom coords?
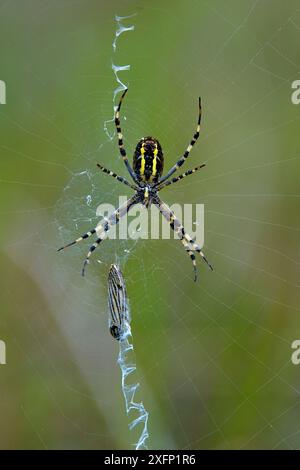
left=133, top=137, right=164, bottom=183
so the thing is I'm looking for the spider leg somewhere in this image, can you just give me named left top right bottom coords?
left=157, top=163, right=206, bottom=191
left=158, top=97, right=202, bottom=185
left=115, top=89, right=139, bottom=184
left=57, top=229, right=97, bottom=251
left=182, top=237, right=198, bottom=282
left=81, top=194, right=139, bottom=276
left=97, top=163, right=138, bottom=190
left=153, top=195, right=213, bottom=281
left=182, top=234, right=213, bottom=271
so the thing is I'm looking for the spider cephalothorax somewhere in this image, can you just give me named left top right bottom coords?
left=133, top=136, right=164, bottom=184
left=58, top=88, right=213, bottom=281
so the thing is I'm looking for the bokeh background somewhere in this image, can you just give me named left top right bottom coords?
left=0, top=0, right=300, bottom=449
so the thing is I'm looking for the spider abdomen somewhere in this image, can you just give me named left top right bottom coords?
left=133, top=136, right=164, bottom=183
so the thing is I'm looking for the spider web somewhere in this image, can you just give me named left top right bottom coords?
left=1, top=0, right=300, bottom=450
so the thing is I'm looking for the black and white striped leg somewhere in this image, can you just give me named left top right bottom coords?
left=158, top=97, right=202, bottom=185
left=154, top=195, right=213, bottom=281
left=115, top=88, right=139, bottom=184
left=182, top=237, right=198, bottom=282
left=97, top=163, right=137, bottom=190
left=181, top=233, right=213, bottom=271
left=57, top=229, right=97, bottom=252
left=157, top=163, right=206, bottom=191
left=81, top=194, right=139, bottom=276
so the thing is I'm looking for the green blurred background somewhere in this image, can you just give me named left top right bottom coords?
left=0, top=0, right=300, bottom=449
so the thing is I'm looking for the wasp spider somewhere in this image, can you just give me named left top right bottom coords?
left=58, top=89, right=213, bottom=281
